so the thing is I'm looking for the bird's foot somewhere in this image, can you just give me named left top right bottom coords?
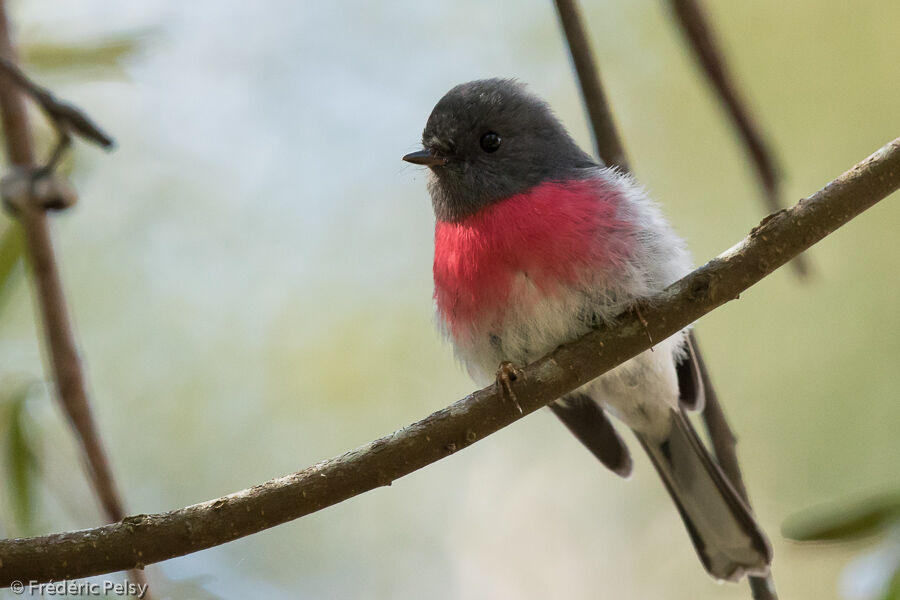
left=495, top=361, right=525, bottom=414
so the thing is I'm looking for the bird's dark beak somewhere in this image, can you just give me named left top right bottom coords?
left=402, top=149, right=446, bottom=167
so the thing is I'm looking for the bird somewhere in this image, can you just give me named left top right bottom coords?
left=403, top=78, right=772, bottom=582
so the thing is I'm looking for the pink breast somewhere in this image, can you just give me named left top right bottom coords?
left=433, top=178, right=633, bottom=338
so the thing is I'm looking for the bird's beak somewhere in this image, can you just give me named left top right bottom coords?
left=402, top=149, right=446, bottom=167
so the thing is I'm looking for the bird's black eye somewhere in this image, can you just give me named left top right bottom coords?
left=480, top=132, right=501, bottom=153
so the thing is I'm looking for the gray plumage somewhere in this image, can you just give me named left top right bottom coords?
left=422, top=78, right=596, bottom=222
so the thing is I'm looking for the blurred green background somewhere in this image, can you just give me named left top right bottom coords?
left=1, top=0, right=899, bottom=598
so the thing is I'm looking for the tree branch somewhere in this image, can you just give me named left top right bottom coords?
left=667, top=0, right=810, bottom=280
left=689, top=333, right=745, bottom=498
left=552, top=0, right=630, bottom=171
left=0, top=136, right=897, bottom=586
left=0, top=0, right=125, bottom=528
left=0, top=1, right=146, bottom=591
left=0, top=56, right=114, bottom=149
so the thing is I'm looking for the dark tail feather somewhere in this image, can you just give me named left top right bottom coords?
left=550, top=395, right=632, bottom=477
left=636, top=410, right=772, bottom=582
left=676, top=336, right=705, bottom=411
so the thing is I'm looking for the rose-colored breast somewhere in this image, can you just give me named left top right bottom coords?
left=433, top=178, right=632, bottom=339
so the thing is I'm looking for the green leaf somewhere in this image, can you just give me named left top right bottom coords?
left=21, top=33, right=150, bottom=75
left=782, top=492, right=900, bottom=542
left=882, top=566, right=900, bottom=600
left=0, top=224, right=25, bottom=313
left=2, top=381, right=38, bottom=531
left=0, top=224, right=24, bottom=286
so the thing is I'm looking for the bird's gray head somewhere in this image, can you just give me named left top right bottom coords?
left=404, top=79, right=597, bottom=222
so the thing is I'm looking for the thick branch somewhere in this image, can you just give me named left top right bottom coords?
left=1, top=136, right=897, bottom=586
left=667, top=0, right=810, bottom=279
left=0, top=0, right=125, bottom=528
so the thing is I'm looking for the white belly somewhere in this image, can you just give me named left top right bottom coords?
left=448, top=272, right=686, bottom=438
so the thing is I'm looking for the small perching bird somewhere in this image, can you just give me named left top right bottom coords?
left=404, top=78, right=771, bottom=582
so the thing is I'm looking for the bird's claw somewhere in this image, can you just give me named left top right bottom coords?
left=495, top=361, right=525, bottom=414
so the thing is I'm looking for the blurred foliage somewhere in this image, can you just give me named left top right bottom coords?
left=785, top=492, right=900, bottom=599
left=0, top=223, right=24, bottom=313
left=21, top=34, right=149, bottom=75
left=885, top=571, right=900, bottom=600
left=0, top=32, right=146, bottom=302
left=0, top=378, right=38, bottom=533
left=784, top=493, right=900, bottom=542
left=0, top=29, right=143, bottom=537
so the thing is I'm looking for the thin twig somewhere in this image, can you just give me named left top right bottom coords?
left=0, top=0, right=124, bottom=524
left=0, top=55, right=113, bottom=175
left=667, top=0, right=810, bottom=280
left=553, top=0, right=630, bottom=171
left=665, top=3, right=791, bottom=592
left=692, top=334, right=781, bottom=600
left=0, top=2, right=148, bottom=594
left=552, top=1, right=778, bottom=596
left=689, top=334, right=747, bottom=495
left=0, top=55, right=114, bottom=149
left=0, top=135, right=897, bottom=585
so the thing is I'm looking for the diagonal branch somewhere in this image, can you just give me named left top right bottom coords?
left=0, top=136, right=897, bottom=587
left=667, top=0, right=810, bottom=280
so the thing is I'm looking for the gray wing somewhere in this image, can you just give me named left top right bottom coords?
left=550, top=394, right=633, bottom=477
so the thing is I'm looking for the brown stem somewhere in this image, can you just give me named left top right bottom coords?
left=552, top=0, right=630, bottom=171
left=0, top=56, right=114, bottom=151
left=1, top=136, right=897, bottom=586
left=553, top=2, right=778, bottom=595
left=667, top=0, right=810, bottom=280
left=0, top=1, right=148, bottom=593
left=693, top=332, right=780, bottom=600
left=690, top=334, right=748, bottom=497
left=0, top=0, right=123, bottom=527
